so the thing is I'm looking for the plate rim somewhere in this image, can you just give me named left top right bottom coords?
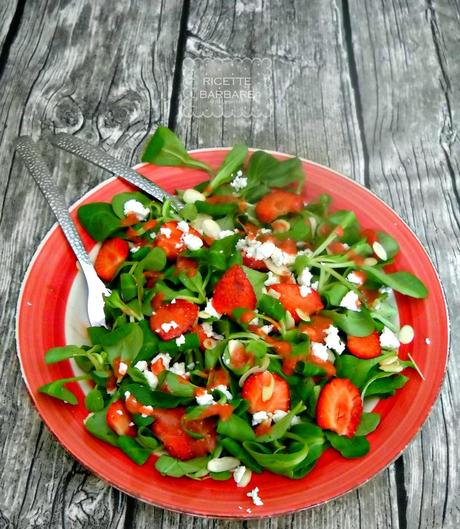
left=15, top=148, right=450, bottom=519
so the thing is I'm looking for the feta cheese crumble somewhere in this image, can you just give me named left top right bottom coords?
left=271, top=409, right=288, bottom=423
left=160, top=321, right=179, bottom=333
left=202, top=299, right=222, bottom=319
left=214, top=385, right=233, bottom=400
left=177, top=220, right=190, bottom=233
left=118, top=361, right=128, bottom=375
left=311, top=342, right=329, bottom=361
left=339, top=290, right=361, bottom=311
left=247, top=487, right=264, bottom=506
left=251, top=411, right=270, bottom=426
left=260, top=324, right=273, bottom=335
left=160, top=227, right=172, bottom=238
left=300, top=285, right=312, bottom=297
left=264, top=271, right=280, bottom=286
left=134, top=360, right=158, bottom=389
left=380, top=326, right=400, bottom=350
left=182, top=232, right=203, bottom=250
left=230, top=173, right=248, bottom=191
left=201, top=322, right=224, bottom=340
left=123, top=199, right=150, bottom=220
left=425, top=337, right=431, bottom=345
left=324, top=325, right=345, bottom=354
left=236, top=237, right=296, bottom=267
left=219, top=229, right=236, bottom=239
left=347, top=271, right=363, bottom=285
left=175, top=334, right=186, bottom=347
left=195, top=390, right=215, bottom=406
left=169, top=362, right=186, bottom=376
left=298, top=267, right=313, bottom=287
left=151, top=353, right=171, bottom=369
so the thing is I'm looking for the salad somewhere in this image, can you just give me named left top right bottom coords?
left=39, top=127, right=428, bottom=488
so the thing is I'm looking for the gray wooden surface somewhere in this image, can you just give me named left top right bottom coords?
left=0, top=1, right=458, bottom=528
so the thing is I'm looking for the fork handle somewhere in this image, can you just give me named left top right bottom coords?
left=16, top=137, right=93, bottom=269
left=50, top=133, right=183, bottom=210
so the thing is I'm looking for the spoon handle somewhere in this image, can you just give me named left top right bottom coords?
left=50, top=133, right=183, bottom=210
left=16, top=136, right=109, bottom=327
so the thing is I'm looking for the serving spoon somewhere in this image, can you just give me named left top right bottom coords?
left=16, top=136, right=110, bottom=328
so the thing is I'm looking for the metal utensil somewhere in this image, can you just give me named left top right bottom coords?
left=49, top=133, right=183, bottom=210
left=16, top=136, right=110, bottom=328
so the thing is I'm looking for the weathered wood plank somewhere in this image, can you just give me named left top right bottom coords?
left=346, top=0, right=460, bottom=527
left=133, top=0, right=399, bottom=526
left=0, top=0, right=19, bottom=54
left=0, top=0, right=182, bottom=527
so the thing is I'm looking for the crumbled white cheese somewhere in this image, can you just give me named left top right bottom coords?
left=298, top=267, right=313, bottom=287
left=202, top=299, right=222, bottom=319
left=252, top=411, right=270, bottom=426
left=300, top=285, right=312, bottom=298
left=177, top=220, right=190, bottom=233
left=425, top=337, right=431, bottom=345
left=169, top=362, right=186, bottom=376
left=118, top=361, right=128, bottom=376
left=311, top=342, right=329, bottom=361
left=271, top=409, right=288, bottom=423
left=151, top=353, right=171, bottom=369
left=340, top=290, right=361, bottom=311
left=214, top=385, right=233, bottom=400
left=236, top=237, right=296, bottom=267
left=202, top=322, right=224, bottom=341
left=325, top=325, right=345, bottom=354
left=247, top=487, right=264, bottom=506
left=380, top=326, right=400, bottom=350
left=290, top=416, right=302, bottom=426
left=144, top=370, right=158, bottom=390
left=347, top=271, right=363, bottom=285
left=230, top=173, right=248, bottom=191
left=196, top=391, right=215, bottom=406
left=123, top=199, right=150, bottom=220
left=264, top=271, right=280, bottom=286
left=160, top=227, right=172, bottom=238
left=134, top=360, right=148, bottom=371
left=160, top=320, right=179, bottom=333
left=130, top=246, right=141, bottom=254
left=260, top=324, right=273, bottom=335
left=219, top=229, right=236, bottom=239
left=124, top=391, right=131, bottom=399
left=175, top=334, right=186, bottom=347
left=149, top=232, right=156, bottom=240
left=182, top=232, right=203, bottom=250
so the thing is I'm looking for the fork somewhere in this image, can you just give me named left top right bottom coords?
left=16, top=136, right=110, bottom=328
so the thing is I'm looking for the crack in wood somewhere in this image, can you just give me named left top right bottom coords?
left=394, top=456, right=408, bottom=529
left=0, top=0, right=26, bottom=83
left=341, top=0, right=370, bottom=188
left=168, top=0, right=190, bottom=131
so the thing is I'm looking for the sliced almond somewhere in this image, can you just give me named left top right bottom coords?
left=183, top=188, right=206, bottom=204
left=202, top=218, right=222, bottom=239
left=379, top=355, right=399, bottom=366
left=398, top=324, right=414, bottom=344
left=308, top=216, right=317, bottom=235
left=267, top=288, right=281, bottom=300
left=372, top=241, right=388, bottom=261
left=295, top=308, right=312, bottom=322
left=207, top=457, right=240, bottom=473
left=261, top=372, right=275, bottom=402
left=364, top=257, right=378, bottom=266
left=203, top=338, right=218, bottom=350
left=407, top=352, right=426, bottom=381
left=284, top=310, right=296, bottom=329
left=234, top=467, right=252, bottom=488
left=272, top=219, right=290, bottom=233
left=264, top=259, right=291, bottom=276
left=380, top=364, right=404, bottom=373
left=238, top=357, right=270, bottom=387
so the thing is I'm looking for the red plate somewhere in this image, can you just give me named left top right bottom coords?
left=16, top=149, right=448, bottom=518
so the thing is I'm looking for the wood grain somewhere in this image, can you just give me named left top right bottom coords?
left=0, top=0, right=458, bottom=528
left=0, top=0, right=182, bottom=527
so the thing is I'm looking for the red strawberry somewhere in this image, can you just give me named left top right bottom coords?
left=269, top=283, right=324, bottom=322
left=94, top=238, right=129, bottom=282
left=242, top=253, right=268, bottom=271
left=316, top=378, right=363, bottom=437
left=150, top=299, right=199, bottom=340
left=175, top=255, right=199, bottom=277
left=212, top=265, right=256, bottom=315
left=242, top=371, right=290, bottom=414
left=151, top=408, right=217, bottom=461
left=106, top=401, right=136, bottom=437
left=255, top=190, right=303, bottom=223
left=347, top=331, right=381, bottom=359
left=154, top=221, right=202, bottom=260
left=300, top=315, right=333, bottom=342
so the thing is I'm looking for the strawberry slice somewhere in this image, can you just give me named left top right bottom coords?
left=316, top=378, right=363, bottom=437
left=175, top=255, right=199, bottom=277
left=151, top=408, right=217, bottom=461
left=154, top=221, right=202, bottom=260
left=94, top=238, right=129, bottom=282
left=300, top=315, right=333, bottom=342
left=106, top=401, right=136, bottom=437
left=212, top=264, right=256, bottom=315
left=347, top=331, right=381, bottom=359
left=269, top=283, right=324, bottom=322
left=242, top=253, right=268, bottom=271
left=255, top=190, right=303, bottom=223
left=242, top=371, right=290, bottom=414
left=150, top=299, right=199, bottom=340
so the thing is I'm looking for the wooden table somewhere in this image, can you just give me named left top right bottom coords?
left=1, top=1, right=458, bottom=527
